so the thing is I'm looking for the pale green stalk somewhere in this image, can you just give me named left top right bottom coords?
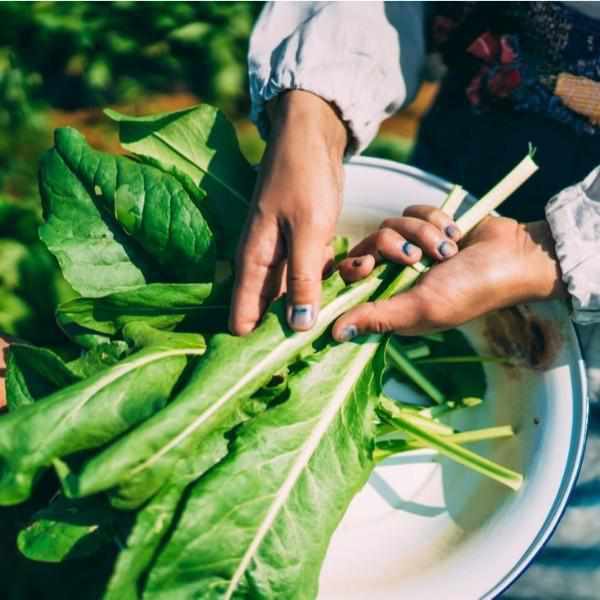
left=379, top=151, right=538, bottom=300
left=386, top=338, right=445, bottom=404
left=374, top=425, right=514, bottom=461
left=377, top=397, right=522, bottom=490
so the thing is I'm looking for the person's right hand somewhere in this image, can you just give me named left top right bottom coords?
left=229, top=90, right=348, bottom=335
left=0, top=335, right=10, bottom=410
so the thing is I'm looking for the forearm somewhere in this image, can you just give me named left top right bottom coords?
left=249, top=1, right=426, bottom=153
left=266, top=91, right=348, bottom=163
left=545, top=165, right=600, bottom=324
left=0, top=335, right=10, bottom=410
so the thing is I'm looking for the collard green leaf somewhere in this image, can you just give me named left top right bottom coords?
left=0, top=344, right=203, bottom=505
left=66, top=342, right=130, bottom=379
left=67, top=269, right=389, bottom=509
left=5, top=343, right=80, bottom=411
left=145, top=338, right=382, bottom=600
left=38, top=146, right=152, bottom=297
left=104, top=485, right=183, bottom=600
left=5, top=350, right=36, bottom=410
left=105, top=105, right=255, bottom=258
left=104, top=433, right=229, bottom=600
left=17, top=494, right=124, bottom=563
left=122, top=322, right=205, bottom=352
left=39, top=127, right=216, bottom=297
left=56, top=282, right=214, bottom=337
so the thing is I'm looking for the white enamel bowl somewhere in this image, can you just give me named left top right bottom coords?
left=318, top=157, right=588, bottom=600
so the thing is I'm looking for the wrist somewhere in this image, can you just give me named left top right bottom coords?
left=522, top=221, right=567, bottom=301
left=267, top=90, right=348, bottom=161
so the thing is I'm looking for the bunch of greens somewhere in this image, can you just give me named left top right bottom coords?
left=0, top=104, right=535, bottom=599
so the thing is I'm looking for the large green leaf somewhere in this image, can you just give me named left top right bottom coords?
left=106, top=105, right=255, bottom=258
left=0, top=343, right=204, bottom=505
left=103, top=432, right=228, bottom=600
left=66, top=342, right=130, bottom=380
left=5, top=344, right=80, bottom=411
left=144, top=338, right=382, bottom=600
left=17, top=494, right=125, bottom=563
left=39, top=127, right=216, bottom=297
left=66, top=269, right=390, bottom=509
left=56, top=282, right=215, bottom=337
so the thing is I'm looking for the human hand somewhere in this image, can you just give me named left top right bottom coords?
left=0, top=335, right=10, bottom=410
left=229, top=90, right=348, bottom=335
left=332, top=207, right=566, bottom=341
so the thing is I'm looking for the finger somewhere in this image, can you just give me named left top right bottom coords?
left=332, top=288, right=441, bottom=341
left=286, top=225, right=329, bottom=331
left=229, top=216, right=284, bottom=336
left=347, top=227, right=423, bottom=265
left=338, top=254, right=376, bottom=282
left=379, top=217, right=458, bottom=260
left=401, top=205, right=462, bottom=241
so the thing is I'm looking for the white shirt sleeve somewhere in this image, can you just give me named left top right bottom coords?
left=545, top=167, right=600, bottom=401
left=545, top=166, right=600, bottom=326
left=248, top=1, right=426, bottom=153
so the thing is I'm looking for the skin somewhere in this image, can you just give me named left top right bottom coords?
left=0, top=335, right=9, bottom=409
left=230, top=90, right=347, bottom=335
left=228, top=91, right=567, bottom=339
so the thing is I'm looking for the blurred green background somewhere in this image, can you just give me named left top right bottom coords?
left=0, top=0, right=420, bottom=346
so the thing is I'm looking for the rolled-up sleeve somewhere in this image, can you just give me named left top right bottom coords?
left=545, top=166, right=600, bottom=325
left=248, top=1, right=426, bottom=153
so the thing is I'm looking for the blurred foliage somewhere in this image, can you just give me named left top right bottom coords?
left=0, top=1, right=262, bottom=114
left=0, top=198, right=75, bottom=345
left=0, top=0, right=420, bottom=345
left=364, top=134, right=414, bottom=164
left=0, top=1, right=263, bottom=344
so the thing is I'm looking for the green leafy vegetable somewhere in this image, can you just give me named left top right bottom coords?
left=66, top=342, right=130, bottom=379
left=56, top=282, right=214, bottom=337
left=332, top=235, right=349, bottom=263
left=145, top=338, right=382, bottom=600
left=104, top=432, right=229, bottom=600
left=17, top=494, right=125, bottom=563
left=66, top=269, right=390, bottom=508
left=5, top=344, right=80, bottom=411
left=1, top=105, right=534, bottom=598
left=39, top=127, right=215, bottom=297
left=106, top=104, right=255, bottom=257
left=377, top=397, right=523, bottom=490
left=0, top=343, right=203, bottom=505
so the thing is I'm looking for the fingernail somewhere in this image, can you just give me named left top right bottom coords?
left=352, top=258, right=363, bottom=268
left=445, top=225, right=461, bottom=240
left=438, top=240, right=456, bottom=258
left=289, top=304, right=314, bottom=328
left=339, top=324, right=358, bottom=342
left=402, top=241, right=415, bottom=256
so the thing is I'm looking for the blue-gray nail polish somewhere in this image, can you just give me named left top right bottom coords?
left=438, top=240, right=456, bottom=258
left=289, top=304, right=314, bottom=328
left=402, top=241, right=415, bottom=256
left=445, top=225, right=461, bottom=239
left=340, top=324, right=358, bottom=341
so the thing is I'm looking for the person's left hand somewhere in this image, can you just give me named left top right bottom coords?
left=0, top=335, right=10, bottom=409
left=331, top=207, right=566, bottom=341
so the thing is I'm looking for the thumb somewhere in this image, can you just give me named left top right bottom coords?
left=332, top=289, right=436, bottom=341
left=286, top=225, right=329, bottom=331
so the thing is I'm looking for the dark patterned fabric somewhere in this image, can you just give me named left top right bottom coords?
left=431, top=2, right=600, bottom=135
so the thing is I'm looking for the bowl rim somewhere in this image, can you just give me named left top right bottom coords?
left=344, top=155, right=590, bottom=599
